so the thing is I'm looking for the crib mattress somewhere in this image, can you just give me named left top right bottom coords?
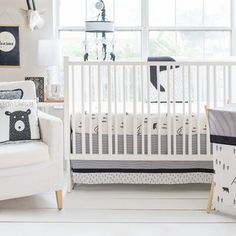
left=71, top=160, right=212, bottom=170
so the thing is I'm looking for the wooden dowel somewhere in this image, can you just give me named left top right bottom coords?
left=207, top=180, right=215, bottom=214
left=205, top=104, right=215, bottom=214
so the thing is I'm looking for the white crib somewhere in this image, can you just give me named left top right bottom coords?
left=64, top=58, right=236, bottom=190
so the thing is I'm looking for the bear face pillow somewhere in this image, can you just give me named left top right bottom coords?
left=0, top=100, right=40, bottom=143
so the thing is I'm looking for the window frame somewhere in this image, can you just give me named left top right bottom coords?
left=56, top=0, right=236, bottom=60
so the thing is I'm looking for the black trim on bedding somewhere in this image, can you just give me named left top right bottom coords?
left=15, top=89, right=24, bottom=99
left=72, top=168, right=214, bottom=174
left=150, top=101, right=189, bottom=104
left=210, top=135, right=236, bottom=146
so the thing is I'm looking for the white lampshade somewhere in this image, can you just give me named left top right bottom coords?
left=38, top=40, right=60, bottom=66
left=85, top=21, right=114, bottom=33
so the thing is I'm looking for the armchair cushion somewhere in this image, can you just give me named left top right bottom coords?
left=0, top=141, right=49, bottom=169
left=0, top=100, right=40, bottom=143
left=38, top=111, right=63, bottom=161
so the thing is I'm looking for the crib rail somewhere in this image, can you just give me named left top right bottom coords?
left=64, top=58, right=236, bottom=161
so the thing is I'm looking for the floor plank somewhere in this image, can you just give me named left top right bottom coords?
left=73, top=184, right=210, bottom=198
left=0, top=184, right=210, bottom=210
left=1, top=223, right=236, bottom=236
left=0, top=209, right=236, bottom=223
left=0, top=184, right=235, bottom=226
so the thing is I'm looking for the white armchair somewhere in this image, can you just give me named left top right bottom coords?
left=0, top=81, right=64, bottom=209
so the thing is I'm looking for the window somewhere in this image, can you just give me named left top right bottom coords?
left=59, top=0, right=86, bottom=27
left=57, top=0, right=233, bottom=60
left=149, top=0, right=232, bottom=58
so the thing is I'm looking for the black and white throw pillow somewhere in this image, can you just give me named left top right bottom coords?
left=0, top=100, right=40, bottom=143
left=0, top=89, right=23, bottom=100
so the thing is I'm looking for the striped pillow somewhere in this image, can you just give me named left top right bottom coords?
left=0, top=89, right=23, bottom=100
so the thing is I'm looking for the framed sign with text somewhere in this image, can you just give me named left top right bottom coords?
left=0, top=26, right=20, bottom=67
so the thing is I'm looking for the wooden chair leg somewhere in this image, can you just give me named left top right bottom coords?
left=207, top=180, right=215, bottom=214
left=55, top=190, right=63, bottom=210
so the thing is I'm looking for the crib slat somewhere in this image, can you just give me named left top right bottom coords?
left=196, top=65, right=201, bottom=155
left=133, top=65, right=137, bottom=155
left=108, top=65, right=112, bottom=155
left=213, top=65, right=217, bottom=107
left=223, top=65, right=227, bottom=105
left=173, top=65, right=176, bottom=155
left=114, top=65, right=118, bottom=155
left=141, top=65, right=145, bottom=155
left=98, top=65, right=102, bottom=155
left=123, top=66, right=127, bottom=155
left=182, top=66, right=186, bottom=155
left=188, top=65, right=192, bottom=156
left=228, top=65, right=232, bottom=103
left=64, top=58, right=72, bottom=192
left=88, top=65, right=93, bottom=154
left=72, top=65, right=76, bottom=154
left=167, top=65, right=171, bottom=155
left=81, top=65, right=85, bottom=155
left=206, top=65, right=210, bottom=107
left=206, top=65, right=210, bottom=156
left=156, top=65, right=161, bottom=155
left=147, top=64, right=151, bottom=155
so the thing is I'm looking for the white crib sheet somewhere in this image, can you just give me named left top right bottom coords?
left=71, top=102, right=208, bottom=155
left=72, top=110, right=207, bottom=136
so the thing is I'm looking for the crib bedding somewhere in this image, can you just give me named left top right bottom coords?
left=71, top=160, right=212, bottom=170
left=74, top=133, right=209, bottom=155
left=72, top=133, right=212, bottom=184
left=71, top=104, right=211, bottom=184
left=72, top=103, right=207, bottom=136
left=72, top=100, right=207, bottom=136
left=72, top=159, right=213, bottom=184
left=72, top=172, right=213, bottom=185
left=71, top=157, right=213, bottom=184
left=72, top=110, right=208, bottom=155
left=72, top=156, right=213, bottom=184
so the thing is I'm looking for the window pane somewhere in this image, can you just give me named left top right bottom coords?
left=59, top=0, right=86, bottom=27
left=204, top=32, right=231, bottom=58
left=149, top=31, right=230, bottom=58
left=115, top=0, right=141, bottom=26
left=149, top=0, right=175, bottom=26
left=60, top=31, right=85, bottom=58
left=61, top=31, right=141, bottom=61
left=149, top=31, right=176, bottom=56
left=176, top=32, right=204, bottom=57
left=87, top=0, right=114, bottom=22
left=115, top=31, right=141, bottom=60
left=204, top=0, right=231, bottom=27
left=86, top=33, right=114, bottom=60
left=176, top=0, right=203, bottom=26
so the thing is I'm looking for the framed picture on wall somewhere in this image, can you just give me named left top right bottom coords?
left=0, top=26, right=20, bottom=67
left=25, top=77, right=45, bottom=102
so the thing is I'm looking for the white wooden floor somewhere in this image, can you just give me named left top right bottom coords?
left=0, top=184, right=236, bottom=236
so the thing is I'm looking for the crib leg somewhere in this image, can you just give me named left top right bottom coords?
left=207, top=179, right=215, bottom=214
left=67, top=160, right=73, bottom=193
left=67, top=175, right=73, bottom=193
